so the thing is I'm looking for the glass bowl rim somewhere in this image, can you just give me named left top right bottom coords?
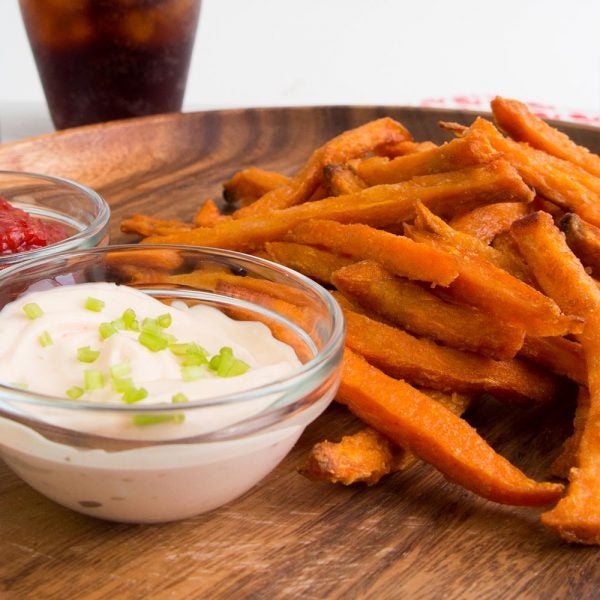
left=0, top=243, right=345, bottom=414
left=0, top=169, right=110, bottom=266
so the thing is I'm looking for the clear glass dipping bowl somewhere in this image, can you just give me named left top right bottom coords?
left=0, top=170, right=110, bottom=268
left=0, top=245, right=344, bottom=523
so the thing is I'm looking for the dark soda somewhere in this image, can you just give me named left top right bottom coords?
left=19, top=0, right=202, bottom=129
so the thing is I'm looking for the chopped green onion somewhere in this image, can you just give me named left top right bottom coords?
left=23, top=302, right=43, bottom=320
left=66, top=386, right=84, bottom=400
left=157, top=313, right=172, bottom=328
left=132, top=413, right=185, bottom=426
left=181, top=365, right=204, bottom=381
left=38, top=330, right=53, bottom=347
left=84, top=297, right=105, bottom=312
left=141, top=317, right=161, bottom=333
left=111, top=377, right=134, bottom=394
left=122, top=308, right=139, bottom=331
left=99, top=322, right=117, bottom=339
left=84, top=369, right=105, bottom=391
left=111, top=317, right=125, bottom=331
left=122, top=386, right=148, bottom=404
left=138, top=329, right=169, bottom=352
left=222, top=359, right=250, bottom=377
left=172, top=392, right=189, bottom=404
left=110, top=362, right=131, bottom=379
left=169, top=342, right=192, bottom=356
left=209, top=347, right=249, bottom=377
left=77, top=346, right=100, bottom=363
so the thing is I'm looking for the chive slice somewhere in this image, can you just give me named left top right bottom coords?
left=122, top=386, right=148, bottom=404
left=112, top=377, right=134, bottom=394
left=122, top=308, right=139, bottom=331
left=138, top=329, right=169, bottom=352
left=222, top=359, right=250, bottom=378
left=99, top=322, right=117, bottom=339
left=66, top=386, right=84, bottom=400
left=38, top=330, right=53, bottom=347
left=77, top=346, right=100, bottom=363
left=157, top=313, right=172, bottom=328
left=84, top=297, right=105, bottom=312
left=23, top=302, right=43, bottom=320
left=132, top=413, right=185, bottom=426
left=172, top=392, right=189, bottom=404
left=84, top=369, right=105, bottom=390
left=181, top=365, right=204, bottom=381
left=110, top=362, right=131, bottom=379
left=169, top=342, right=192, bottom=356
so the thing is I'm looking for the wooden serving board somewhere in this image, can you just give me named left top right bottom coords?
left=0, top=107, right=598, bottom=599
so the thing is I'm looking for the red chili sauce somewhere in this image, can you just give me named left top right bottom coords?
left=0, top=197, right=69, bottom=255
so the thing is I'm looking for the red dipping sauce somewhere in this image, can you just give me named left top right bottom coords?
left=0, top=197, right=69, bottom=255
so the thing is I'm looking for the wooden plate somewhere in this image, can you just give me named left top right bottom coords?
left=0, top=107, right=598, bottom=598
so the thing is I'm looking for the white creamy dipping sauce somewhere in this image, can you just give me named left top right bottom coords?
left=0, top=282, right=335, bottom=523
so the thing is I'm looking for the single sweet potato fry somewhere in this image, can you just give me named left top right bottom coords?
left=542, top=308, right=600, bottom=543
left=105, top=247, right=185, bottom=271
left=323, top=164, right=367, bottom=196
left=233, top=117, right=412, bottom=218
left=519, top=336, right=586, bottom=386
left=142, top=161, right=533, bottom=252
left=449, top=202, right=531, bottom=243
left=354, top=128, right=498, bottom=185
left=223, top=167, right=292, bottom=206
left=338, top=348, right=564, bottom=506
left=559, top=213, right=600, bottom=277
left=379, top=140, right=438, bottom=157
left=286, top=219, right=459, bottom=287
left=511, top=211, right=600, bottom=318
left=341, top=303, right=558, bottom=403
left=192, top=198, right=227, bottom=227
left=120, top=213, right=193, bottom=237
left=491, top=96, right=600, bottom=178
left=332, top=261, right=525, bottom=360
left=264, top=242, right=354, bottom=285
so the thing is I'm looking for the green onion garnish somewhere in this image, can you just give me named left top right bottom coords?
left=84, top=369, right=105, bottom=391
left=122, top=308, right=139, bottom=331
left=84, top=297, right=105, bottom=312
left=99, top=322, right=117, bottom=339
left=112, top=377, right=134, bottom=394
left=66, top=386, right=84, bottom=400
left=132, top=413, right=185, bottom=426
left=111, top=317, right=125, bottom=331
left=138, top=329, right=170, bottom=352
left=110, top=362, right=131, bottom=379
left=77, top=346, right=100, bottom=363
left=23, top=302, right=43, bottom=320
left=222, top=359, right=250, bottom=377
left=122, top=386, right=148, bottom=404
left=172, top=392, right=189, bottom=404
left=157, top=313, right=172, bottom=328
left=181, top=365, right=204, bottom=381
left=38, top=330, right=53, bottom=347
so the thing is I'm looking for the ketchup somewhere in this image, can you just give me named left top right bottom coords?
left=0, top=197, right=68, bottom=255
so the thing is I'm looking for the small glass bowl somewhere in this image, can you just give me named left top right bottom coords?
left=0, top=170, right=110, bottom=268
left=0, top=245, right=344, bottom=523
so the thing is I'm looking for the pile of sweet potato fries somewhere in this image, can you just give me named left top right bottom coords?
left=121, top=97, right=600, bottom=545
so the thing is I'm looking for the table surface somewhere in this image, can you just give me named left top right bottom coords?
left=0, top=105, right=598, bottom=599
left=1, top=0, right=600, bottom=142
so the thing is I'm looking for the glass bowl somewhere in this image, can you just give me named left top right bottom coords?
left=0, top=170, right=110, bottom=269
left=0, top=245, right=344, bottom=523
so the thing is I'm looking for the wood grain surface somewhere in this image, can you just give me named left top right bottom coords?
left=0, top=106, right=599, bottom=599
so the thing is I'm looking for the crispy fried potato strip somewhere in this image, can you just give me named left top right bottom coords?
left=559, top=213, right=600, bottom=277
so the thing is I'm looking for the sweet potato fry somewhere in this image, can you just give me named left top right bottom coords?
left=323, top=164, right=367, bottom=196
left=286, top=219, right=459, bottom=287
left=192, top=198, right=227, bottom=227
left=233, top=117, right=412, bottom=218
left=341, top=302, right=558, bottom=403
left=264, top=242, right=354, bottom=285
left=519, top=336, right=586, bottom=386
left=380, top=140, right=438, bottom=157
left=470, top=118, right=600, bottom=227
left=120, top=213, right=193, bottom=237
left=491, top=96, right=600, bottom=178
left=551, top=387, right=590, bottom=479
left=353, top=128, right=498, bottom=185
left=332, top=261, right=525, bottom=360
left=511, top=211, right=600, bottom=318
left=223, top=167, right=292, bottom=206
left=542, top=308, right=600, bottom=543
left=338, top=348, right=563, bottom=506
left=559, top=213, right=600, bottom=277
left=141, top=161, right=533, bottom=251
left=300, top=389, right=470, bottom=486
left=449, top=202, right=531, bottom=243
left=105, top=247, right=185, bottom=271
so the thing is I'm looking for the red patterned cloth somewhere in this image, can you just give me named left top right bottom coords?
left=419, top=95, right=600, bottom=127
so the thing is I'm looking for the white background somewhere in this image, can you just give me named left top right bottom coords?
left=1, top=0, right=599, bottom=141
